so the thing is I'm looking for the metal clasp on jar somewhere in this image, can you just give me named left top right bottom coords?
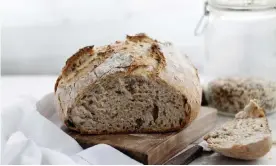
left=194, top=1, right=210, bottom=36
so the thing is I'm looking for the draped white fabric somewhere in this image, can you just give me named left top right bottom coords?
left=1, top=94, right=141, bottom=165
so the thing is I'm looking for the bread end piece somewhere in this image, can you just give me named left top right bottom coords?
left=204, top=99, right=272, bottom=160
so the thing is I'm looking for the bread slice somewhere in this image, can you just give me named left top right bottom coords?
left=204, top=99, right=272, bottom=160
left=54, top=33, right=202, bottom=134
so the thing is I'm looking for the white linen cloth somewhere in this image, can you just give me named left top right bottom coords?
left=1, top=93, right=141, bottom=165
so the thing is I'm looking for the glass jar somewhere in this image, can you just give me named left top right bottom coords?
left=197, top=0, right=276, bottom=80
left=196, top=0, right=276, bottom=115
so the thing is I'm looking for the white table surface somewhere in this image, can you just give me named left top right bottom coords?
left=1, top=75, right=276, bottom=164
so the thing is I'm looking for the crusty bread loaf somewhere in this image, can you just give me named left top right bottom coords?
left=204, top=99, right=272, bottom=160
left=54, top=33, right=202, bottom=134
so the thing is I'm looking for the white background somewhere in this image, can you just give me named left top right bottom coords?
left=1, top=0, right=205, bottom=75
left=1, top=1, right=276, bottom=164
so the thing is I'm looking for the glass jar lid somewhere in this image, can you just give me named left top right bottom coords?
left=208, top=0, right=276, bottom=10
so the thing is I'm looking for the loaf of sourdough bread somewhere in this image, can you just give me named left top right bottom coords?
left=54, top=33, right=202, bottom=134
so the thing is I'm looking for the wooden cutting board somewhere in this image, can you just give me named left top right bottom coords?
left=63, top=107, right=217, bottom=164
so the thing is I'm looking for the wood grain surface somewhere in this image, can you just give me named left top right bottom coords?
left=63, top=107, right=217, bottom=164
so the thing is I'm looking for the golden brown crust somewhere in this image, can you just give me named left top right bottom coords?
left=55, top=46, right=94, bottom=92
left=216, top=136, right=272, bottom=160
left=126, top=33, right=155, bottom=43
left=55, top=34, right=165, bottom=92
left=97, top=45, right=114, bottom=57
left=150, top=43, right=166, bottom=74
left=125, top=43, right=166, bottom=76
left=62, top=45, right=94, bottom=76
left=54, top=75, right=62, bottom=92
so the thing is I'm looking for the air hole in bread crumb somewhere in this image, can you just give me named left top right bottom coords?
left=90, top=111, right=95, bottom=115
left=115, top=90, right=123, bottom=94
left=136, top=118, right=144, bottom=128
left=126, top=79, right=136, bottom=94
left=152, top=104, right=159, bottom=121
left=142, top=109, right=146, bottom=115
left=179, top=118, right=184, bottom=126
left=111, top=112, right=118, bottom=118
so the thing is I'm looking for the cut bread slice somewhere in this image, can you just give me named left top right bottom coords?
left=204, top=99, right=272, bottom=160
